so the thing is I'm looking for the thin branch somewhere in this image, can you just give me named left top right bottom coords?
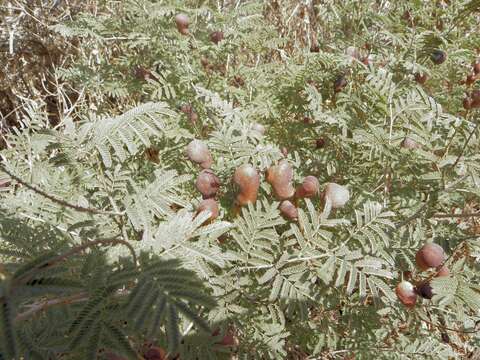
left=0, top=163, right=122, bottom=216
left=15, top=292, right=88, bottom=322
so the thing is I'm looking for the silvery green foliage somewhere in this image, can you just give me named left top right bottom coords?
left=0, top=0, right=479, bottom=359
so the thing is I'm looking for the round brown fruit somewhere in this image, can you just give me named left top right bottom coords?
left=396, top=281, right=417, bottom=307
left=218, top=329, right=239, bottom=347
left=430, top=50, right=447, bottom=65
left=266, top=160, right=295, bottom=200
left=415, top=243, right=446, bottom=271
left=416, top=282, right=433, bottom=299
left=233, top=164, right=260, bottom=206
left=186, top=139, right=213, bottom=169
left=175, top=14, right=189, bottom=35
left=210, top=31, right=224, bottom=44
left=195, top=169, right=220, bottom=199
left=279, top=200, right=298, bottom=220
left=472, top=90, right=480, bottom=107
left=414, top=73, right=428, bottom=84
left=196, top=199, right=219, bottom=221
left=324, top=183, right=350, bottom=209
left=316, top=138, right=326, bottom=149
left=463, top=97, right=473, bottom=110
left=295, top=176, right=320, bottom=199
left=144, top=346, right=167, bottom=360
left=466, top=73, right=477, bottom=86
left=474, top=62, right=480, bottom=75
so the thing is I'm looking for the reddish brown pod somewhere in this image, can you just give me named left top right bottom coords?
left=463, top=97, right=473, bottom=110
left=144, top=346, right=167, bottom=360
left=430, top=50, right=447, bottom=65
left=186, top=139, right=213, bottom=169
left=295, top=176, right=320, bottom=199
left=414, top=73, right=428, bottom=84
left=266, top=160, right=295, bottom=200
left=233, top=164, right=260, bottom=206
left=416, top=282, right=434, bottom=300
left=175, top=13, right=190, bottom=35
left=473, top=61, right=480, bottom=75
left=195, top=169, right=220, bottom=199
left=396, top=281, right=417, bottom=307
left=215, top=328, right=239, bottom=347
left=415, top=243, right=446, bottom=271
left=315, top=137, right=326, bottom=149
left=196, top=199, right=219, bottom=221
left=400, top=137, right=421, bottom=149
left=210, top=31, right=224, bottom=44
left=279, top=200, right=298, bottom=220
left=472, top=89, right=480, bottom=108
left=324, top=183, right=350, bottom=209
left=466, top=73, right=477, bottom=86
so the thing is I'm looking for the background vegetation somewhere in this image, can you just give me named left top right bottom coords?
left=0, top=0, right=479, bottom=359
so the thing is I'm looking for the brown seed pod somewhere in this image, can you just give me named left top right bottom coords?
left=210, top=31, right=224, bottom=44
left=266, top=160, right=295, bottom=200
left=315, top=138, right=326, bottom=149
left=463, top=97, right=473, bottom=110
left=472, top=90, right=480, bottom=107
left=396, top=281, right=417, bottom=307
left=195, top=169, right=220, bottom=198
left=416, top=282, right=434, bottom=299
left=436, top=265, right=450, bottom=277
left=415, top=243, right=446, bottom=271
left=218, top=329, right=239, bottom=347
left=144, top=346, right=167, bottom=360
left=401, top=137, right=421, bottom=149
left=186, top=139, right=213, bottom=169
left=466, top=73, right=477, bottom=86
left=175, top=14, right=189, bottom=35
left=196, top=198, right=219, bottom=221
left=310, top=43, right=320, bottom=53
left=473, top=62, right=480, bottom=75
left=295, top=176, right=320, bottom=199
left=334, top=75, right=347, bottom=93
left=430, top=50, right=447, bottom=65
left=145, top=147, right=160, bottom=164
left=279, top=200, right=298, bottom=220
left=414, top=73, right=428, bottom=84
left=324, top=183, right=350, bottom=209
left=233, top=164, right=260, bottom=206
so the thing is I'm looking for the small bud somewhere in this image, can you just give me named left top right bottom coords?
left=430, top=50, right=447, bottom=65
left=401, top=137, right=421, bottom=149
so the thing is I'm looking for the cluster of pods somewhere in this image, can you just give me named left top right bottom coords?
left=186, top=129, right=350, bottom=222
left=396, top=242, right=448, bottom=307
